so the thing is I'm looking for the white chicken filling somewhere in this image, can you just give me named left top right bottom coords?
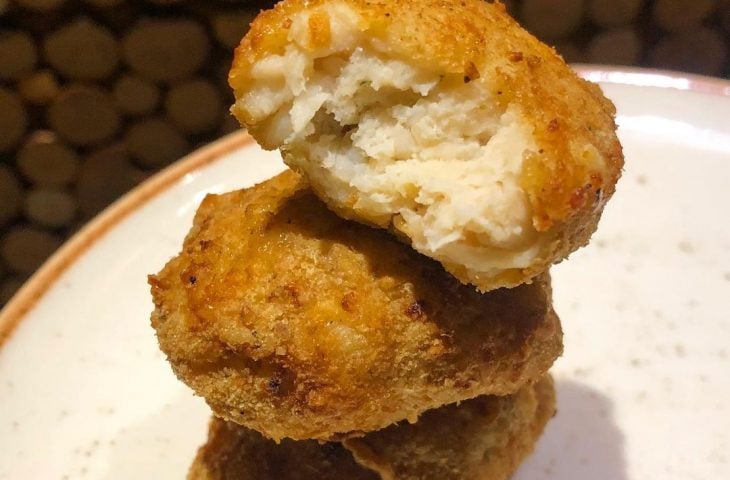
left=234, top=6, right=545, bottom=278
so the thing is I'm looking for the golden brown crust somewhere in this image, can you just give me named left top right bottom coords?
left=187, top=419, right=377, bottom=480
left=229, top=0, right=623, bottom=232
left=345, top=375, right=556, bottom=480
left=150, top=171, right=562, bottom=441
left=187, top=376, right=556, bottom=480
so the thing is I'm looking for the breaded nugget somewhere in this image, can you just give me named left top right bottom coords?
left=187, top=420, right=377, bottom=480
left=229, top=0, right=623, bottom=292
left=188, top=376, right=555, bottom=480
left=345, top=375, right=556, bottom=480
left=150, top=171, right=562, bottom=441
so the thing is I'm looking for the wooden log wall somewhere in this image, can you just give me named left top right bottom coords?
left=0, top=0, right=728, bottom=305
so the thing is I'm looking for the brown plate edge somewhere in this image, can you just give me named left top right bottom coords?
left=0, top=131, right=254, bottom=347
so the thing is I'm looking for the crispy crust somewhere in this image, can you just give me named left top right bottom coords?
left=187, top=376, right=555, bottom=480
left=345, top=375, right=556, bottom=480
left=150, top=171, right=562, bottom=441
left=229, top=0, right=623, bottom=291
left=187, top=420, right=377, bottom=480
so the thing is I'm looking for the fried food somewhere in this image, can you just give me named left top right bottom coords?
left=229, top=0, right=623, bottom=292
left=150, top=171, right=562, bottom=441
left=187, top=420, right=377, bottom=480
left=188, top=376, right=556, bottom=480
left=345, top=375, right=556, bottom=480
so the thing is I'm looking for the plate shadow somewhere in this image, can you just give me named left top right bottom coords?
left=514, top=379, right=628, bottom=480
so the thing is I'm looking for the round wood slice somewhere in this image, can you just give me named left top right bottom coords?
left=76, top=144, right=146, bottom=218
left=24, top=188, right=78, bottom=229
left=165, top=78, right=223, bottom=134
left=0, top=87, right=28, bottom=152
left=17, top=131, right=80, bottom=187
left=122, top=19, right=210, bottom=83
left=44, top=17, right=119, bottom=80
left=47, top=84, right=121, bottom=146
left=0, top=30, right=37, bottom=81
left=0, top=226, right=63, bottom=275
left=18, top=69, right=60, bottom=105
left=113, top=74, right=160, bottom=117
left=125, top=117, right=189, bottom=169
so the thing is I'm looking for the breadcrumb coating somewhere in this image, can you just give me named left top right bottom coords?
left=229, top=0, right=623, bottom=291
left=187, top=376, right=556, bottom=480
left=345, top=375, right=556, bottom=480
left=187, top=421, right=376, bottom=480
left=150, top=171, right=562, bottom=441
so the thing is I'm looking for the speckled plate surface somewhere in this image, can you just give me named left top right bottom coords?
left=1, top=68, right=729, bottom=480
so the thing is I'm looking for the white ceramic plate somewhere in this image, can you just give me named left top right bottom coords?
left=1, top=67, right=729, bottom=480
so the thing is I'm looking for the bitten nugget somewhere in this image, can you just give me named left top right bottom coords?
left=188, top=376, right=556, bottom=480
left=150, top=171, right=562, bottom=441
left=229, top=0, right=623, bottom=291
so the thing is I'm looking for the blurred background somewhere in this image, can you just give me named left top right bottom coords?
left=0, top=0, right=728, bottom=307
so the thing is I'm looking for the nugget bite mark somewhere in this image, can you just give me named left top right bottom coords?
left=229, top=0, right=623, bottom=292
left=187, top=377, right=556, bottom=480
left=150, top=171, right=562, bottom=441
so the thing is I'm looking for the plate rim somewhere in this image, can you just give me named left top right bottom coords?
left=0, top=132, right=254, bottom=346
left=1, top=66, right=729, bottom=348
left=572, top=64, right=730, bottom=96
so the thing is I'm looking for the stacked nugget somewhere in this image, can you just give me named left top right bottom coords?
left=150, top=0, right=622, bottom=478
left=152, top=172, right=561, bottom=478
